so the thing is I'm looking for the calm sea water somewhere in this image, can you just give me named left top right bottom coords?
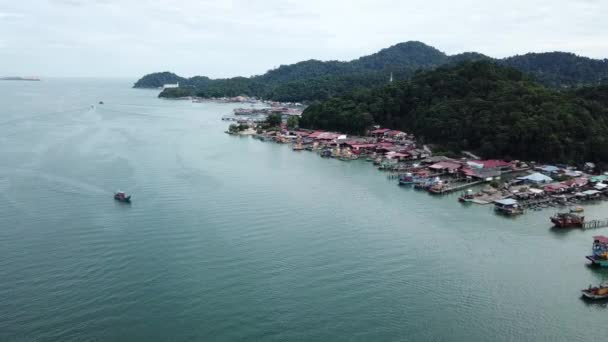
left=1, top=78, right=607, bottom=341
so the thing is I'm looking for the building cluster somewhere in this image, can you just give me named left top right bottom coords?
left=239, top=122, right=608, bottom=217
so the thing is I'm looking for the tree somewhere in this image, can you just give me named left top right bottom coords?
left=265, top=113, right=283, bottom=127
left=286, top=116, right=299, bottom=130
left=299, top=61, right=608, bottom=163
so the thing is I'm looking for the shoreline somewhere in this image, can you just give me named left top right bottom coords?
left=226, top=119, right=608, bottom=224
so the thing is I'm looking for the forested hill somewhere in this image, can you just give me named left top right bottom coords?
left=134, top=41, right=608, bottom=102
left=300, top=61, right=608, bottom=163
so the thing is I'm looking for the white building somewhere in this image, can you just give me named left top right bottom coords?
left=162, top=82, right=179, bottom=89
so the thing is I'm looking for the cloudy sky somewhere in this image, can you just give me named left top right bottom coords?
left=1, top=0, right=606, bottom=78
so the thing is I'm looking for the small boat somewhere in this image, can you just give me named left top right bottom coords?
left=581, top=283, right=608, bottom=300
left=429, top=181, right=449, bottom=194
left=550, top=212, right=584, bottom=228
left=114, top=191, right=131, bottom=203
left=99, top=101, right=104, bottom=104
left=570, top=206, right=584, bottom=213
left=399, top=173, right=414, bottom=185
left=458, top=189, right=475, bottom=203
left=586, top=236, right=608, bottom=267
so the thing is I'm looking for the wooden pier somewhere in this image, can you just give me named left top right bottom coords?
left=430, top=180, right=486, bottom=194
left=583, top=219, right=608, bottom=230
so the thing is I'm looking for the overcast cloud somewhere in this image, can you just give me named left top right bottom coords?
left=0, top=0, right=606, bottom=78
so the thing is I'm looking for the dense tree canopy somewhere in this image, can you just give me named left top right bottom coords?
left=135, top=41, right=608, bottom=103
left=300, top=61, right=608, bottom=163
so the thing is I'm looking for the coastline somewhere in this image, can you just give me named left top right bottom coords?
left=226, top=116, right=608, bottom=224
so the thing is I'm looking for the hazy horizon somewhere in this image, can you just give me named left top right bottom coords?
left=1, top=0, right=607, bottom=78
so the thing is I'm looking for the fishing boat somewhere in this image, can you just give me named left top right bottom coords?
left=570, top=206, right=584, bottom=213
left=399, top=173, right=414, bottom=185
left=458, top=189, right=475, bottom=203
left=494, top=198, right=524, bottom=216
left=414, top=177, right=440, bottom=190
left=586, top=236, right=608, bottom=267
left=114, top=191, right=131, bottom=203
left=429, top=180, right=449, bottom=194
left=550, top=212, right=584, bottom=228
left=320, top=149, right=332, bottom=158
left=293, top=143, right=304, bottom=151
left=581, top=283, right=608, bottom=300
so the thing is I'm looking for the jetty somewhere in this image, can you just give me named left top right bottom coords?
left=583, top=219, right=608, bottom=230
left=429, top=180, right=486, bottom=194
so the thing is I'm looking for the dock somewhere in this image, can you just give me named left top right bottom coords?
left=583, top=219, right=608, bottom=230
left=430, top=180, right=486, bottom=194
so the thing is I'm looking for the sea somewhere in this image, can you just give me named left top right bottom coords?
left=1, top=78, right=607, bottom=342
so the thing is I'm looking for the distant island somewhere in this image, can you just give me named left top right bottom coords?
left=0, top=76, right=41, bottom=81
left=134, top=41, right=608, bottom=103
left=135, top=42, right=608, bottom=164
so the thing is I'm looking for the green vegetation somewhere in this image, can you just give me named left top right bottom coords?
left=265, top=113, right=283, bottom=128
left=158, top=87, right=195, bottom=98
left=136, top=41, right=608, bottom=103
left=133, top=72, right=185, bottom=88
left=228, top=123, right=249, bottom=134
left=300, top=61, right=608, bottom=163
left=286, top=116, right=299, bottom=130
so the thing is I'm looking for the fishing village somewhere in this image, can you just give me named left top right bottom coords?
left=224, top=107, right=608, bottom=299
left=226, top=108, right=608, bottom=220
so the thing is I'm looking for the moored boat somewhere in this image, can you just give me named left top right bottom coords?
left=458, top=189, right=475, bottom=203
left=114, top=191, right=131, bottom=203
left=586, top=236, right=608, bottom=267
left=429, top=180, right=449, bottom=194
left=551, top=212, right=584, bottom=228
left=581, top=283, right=608, bottom=300
left=570, top=206, right=584, bottom=213
left=494, top=198, right=523, bottom=216
left=398, top=173, right=414, bottom=185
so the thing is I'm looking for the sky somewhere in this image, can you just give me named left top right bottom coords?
left=1, top=0, right=606, bottom=78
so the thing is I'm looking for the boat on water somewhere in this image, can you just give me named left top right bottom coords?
left=293, top=143, right=304, bottom=151
left=429, top=180, right=449, bottom=194
left=570, top=206, right=584, bottom=213
left=581, top=283, right=608, bottom=300
left=551, top=212, right=584, bottom=228
left=399, top=173, right=414, bottom=185
left=494, top=198, right=524, bottom=216
left=458, top=189, right=475, bottom=203
left=114, top=191, right=131, bottom=203
left=320, top=149, right=332, bottom=158
left=586, top=236, right=608, bottom=267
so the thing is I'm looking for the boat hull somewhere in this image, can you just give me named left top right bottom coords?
left=114, top=195, right=131, bottom=203
left=586, top=255, right=608, bottom=267
left=581, top=291, right=608, bottom=300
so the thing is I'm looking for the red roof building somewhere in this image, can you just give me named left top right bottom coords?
left=307, top=131, right=325, bottom=139
left=429, top=161, right=462, bottom=172
left=370, top=128, right=391, bottom=135
left=563, top=177, right=589, bottom=188
left=543, top=183, right=570, bottom=193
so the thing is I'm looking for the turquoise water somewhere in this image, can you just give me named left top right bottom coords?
left=1, top=79, right=607, bottom=341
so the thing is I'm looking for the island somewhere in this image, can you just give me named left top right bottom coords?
left=0, top=76, right=41, bottom=81
left=134, top=41, right=608, bottom=104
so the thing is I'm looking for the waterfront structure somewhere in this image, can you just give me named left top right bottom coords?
left=494, top=198, right=524, bottom=215
left=162, top=82, right=179, bottom=89
left=517, top=172, right=553, bottom=184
